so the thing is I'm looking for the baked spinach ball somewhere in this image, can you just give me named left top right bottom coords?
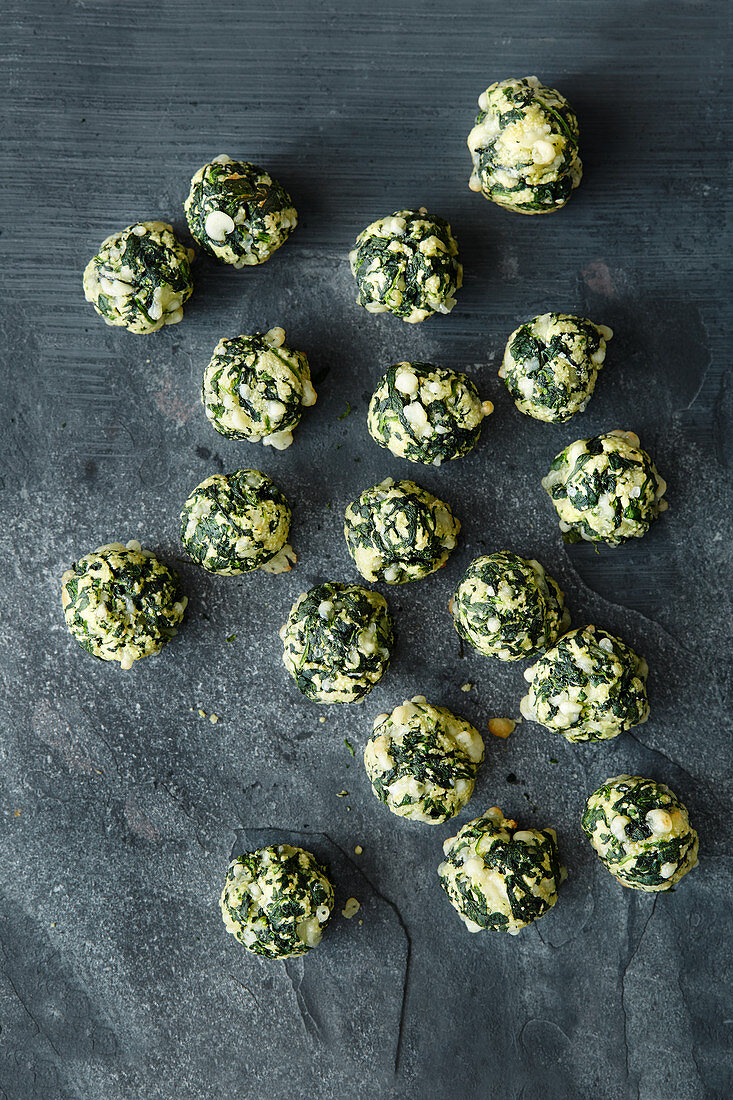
left=450, top=552, right=569, bottom=660
left=365, top=696, right=485, bottom=824
left=438, top=807, right=563, bottom=935
left=367, top=362, right=493, bottom=466
left=520, top=625, right=649, bottom=742
left=184, top=155, right=297, bottom=267
left=202, top=327, right=316, bottom=450
left=61, top=540, right=187, bottom=669
left=220, top=845, right=334, bottom=958
left=83, top=221, right=194, bottom=334
left=542, top=430, right=668, bottom=545
left=349, top=208, right=462, bottom=323
left=180, top=469, right=294, bottom=576
left=582, top=776, right=699, bottom=892
left=467, top=76, right=582, bottom=214
left=280, top=582, right=394, bottom=704
left=344, top=478, right=460, bottom=584
left=499, top=313, right=613, bottom=423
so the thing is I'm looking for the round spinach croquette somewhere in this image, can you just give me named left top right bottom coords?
left=280, top=582, right=394, bottom=704
left=349, top=208, right=462, bottom=322
left=61, top=540, right=187, bottom=668
left=367, top=362, right=493, bottom=466
left=185, top=155, right=297, bottom=266
left=365, top=696, right=484, bottom=823
left=468, top=76, right=582, bottom=214
left=582, top=776, right=699, bottom=891
left=83, top=221, right=194, bottom=334
left=439, top=807, right=564, bottom=934
left=220, top=845, right=334, bottom=958
left=180, top=470, right=294, bottom=576
left=542, top=430, right=668, bottom=545
left=344, top=478, right=460, bottom=584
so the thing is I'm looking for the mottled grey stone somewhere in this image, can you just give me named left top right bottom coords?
left=0, top=1, right=730, bottom=1098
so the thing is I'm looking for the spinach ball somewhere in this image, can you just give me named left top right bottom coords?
left=280, top=582, right=394, bottom=704
left=344, top=478, right=460, bottom=584
left=180, top=470, right=294, bottom=576
left=349, top=208, right=462, bottom=322
left=500, top=313, right=613, bottom=423
left=468, top=76, right=582, bottom=214
left=61, top=541, right=187, bottom=669
left=582, top=776, right=699, bottom=891
left=365, top=696, right=484, bottom=824
left=367, top=362, right=493, bottom=466
left=83, top=221, right=194, bottom=334
left=542, top=430, right=668, bottom=545
left=220, top=845, right=334, bottom=958
left=438, top=807, right=564, bottom=934
left=450, top=552, right=569, bottom=660
left=202, top=327, right=316, bottom=450
left=185, top=155, right=297, bottom=267
left=520, top=625, right=649, bottom=742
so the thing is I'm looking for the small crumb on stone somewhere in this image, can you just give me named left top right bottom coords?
left=342, top=897, right=361, bottom=919
left=337, top=789, right=348, bottom=798
left=198, top=709, right=207, bottom=718
left=209, top=713, right=219, bottom=724
left=318, top=716, right=326, bottom=724
left=354, top=845, right=363, bottom=855
left=461, top=682, right=473, bottom=692
left=489, top=717, right=516, bottom=739
left=14, top=809, right=22, bottom=817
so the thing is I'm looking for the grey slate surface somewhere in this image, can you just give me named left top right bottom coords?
left=1, top=1, right=731, bottom=1097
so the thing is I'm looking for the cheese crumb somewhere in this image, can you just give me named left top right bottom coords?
left=204, top=209, right=235, bottom=241
left=198, top=709, right=207, bottom=718
left=342, top=897, right=361, bottom=919
left=209, top=713, right=220, bottom=724
left=488, top=717, right=516, bottom=739
left=461, top=682, right=473, bottom=692
left=354, top=845, right=363, bottom=855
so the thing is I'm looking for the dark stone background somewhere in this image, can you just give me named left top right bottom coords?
left=1, top=2, right=730, bottom=1097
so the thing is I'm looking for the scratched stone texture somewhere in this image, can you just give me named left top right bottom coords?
left=0, top=1, right=731, bottom=1098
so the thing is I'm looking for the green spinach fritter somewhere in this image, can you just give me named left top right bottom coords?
left=180, top=469, right=294, bottom=575
left=185, top=155, right=297, bottom=266
left=451, top=551, right=569, bottom=660
left=280, top=582, right=394, bottom=704
left=365, top=696, right=484, bottom=823
left=83, top=221, right=194, bottom=333
left=344, top=478, right=460, bottom=584
left=61, top=540, right=187, bottom=668
left=520, top=625, right=649, bottom=741
left=467, top=76, right=582, bottom=214
left=542, top=430, right=668, bottom=545
left=367, top=362, right=493, bottom=466
left=500, top=313, right=612, bottom=423
left=202, top=327, right=316, bottom=449
left=439, top=807, right=564, bottom=934
left=220, top=845, right=334, bottom=958
left=582, top=776, right=698, bottom=891
left=349, top=208, right=462, bottom=322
